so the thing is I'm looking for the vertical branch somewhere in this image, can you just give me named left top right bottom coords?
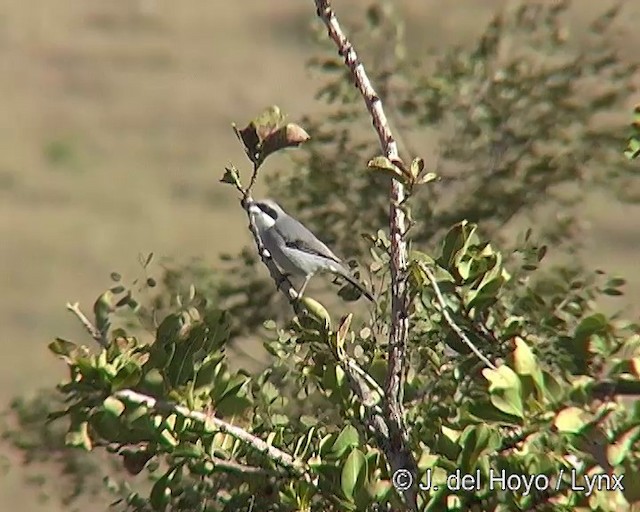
left=313, top=1, right=415, bottom=509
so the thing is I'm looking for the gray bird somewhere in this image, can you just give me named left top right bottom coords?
left=247, top=199, right=374, bottom=302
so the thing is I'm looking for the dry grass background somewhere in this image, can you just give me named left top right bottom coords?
left=0, top=0, right=638, bottom=509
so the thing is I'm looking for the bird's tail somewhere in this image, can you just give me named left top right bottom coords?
left=335, top=266, right=375, bottom=302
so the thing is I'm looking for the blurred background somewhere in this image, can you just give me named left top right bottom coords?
left=1, top=0, right=638, bottom=509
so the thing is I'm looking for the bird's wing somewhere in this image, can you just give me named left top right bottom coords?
left=273, top=215, right=343, bottom=265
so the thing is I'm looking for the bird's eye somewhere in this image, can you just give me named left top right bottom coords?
left=259, top=204, right=278, bottom=220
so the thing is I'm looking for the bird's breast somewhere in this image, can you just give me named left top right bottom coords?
left=260, top=229, right=306, bottom=275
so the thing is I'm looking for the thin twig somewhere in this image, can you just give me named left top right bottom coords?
left=247, top=163, right=260, bottom=195
left=346, top=358, right=385, bottom=403
left=421, top=265, right=497, bottom=370
left=313, top=2, right=416, bottom=510
left=113, top=389, right=310, bottom=478
left=65, top=302, right=108, bottom=348
left=208, top=456, right=272, bottom=476
left=590, top=379, right=640, bottom=398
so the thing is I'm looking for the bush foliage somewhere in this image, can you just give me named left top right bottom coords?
left=3, top=2, right=640, bottom=511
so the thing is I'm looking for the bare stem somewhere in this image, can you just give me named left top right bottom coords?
left=247, top=163, right=260, bottom=195
left=114, top=389, right=310, bottom=478
left=313, top=1, right=416, bottom=509
left=208, top=456, right=273, bottom=476
left=346, top=358, right=385, bottom=401
left=421, top=265, right=497, bottom=370
left=65, top=302, right=108, bottom=348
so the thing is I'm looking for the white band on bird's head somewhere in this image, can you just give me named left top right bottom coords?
left=249, top=201, right=277, bottom=230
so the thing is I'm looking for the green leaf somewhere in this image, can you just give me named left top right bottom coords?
left=417, top=172, right=438, bottom=185
left=457, top=424, right=497, bottom=471
left=366, top=156, right=406, bottom=181
left=366, top=5, right=382, bottom=27
left=74, top=356, right=99, bottom=382
left=300, top=296, right=332, bottom=328
left=607, top=426, right=640, bottom=467
left=251, top=105, right=285, bottom=142
left=341, top=448, right=366, bottom=501
left=332, top=425, right=360, bottom=458
left=47, top=409, right=71, bottom=423
left=624, top=105, right=640, bottom=160
left=465, top=400, right=524, bottom=424
left=215, top=395, right=252, bottom=417
left=511, top=337, right=544, bottom=392
left=606, top=276, right=626, bottom=287
left=554, top=406, right=587, bottom=434
left=141, top=252, right=154, bottom=269
left=621, top=461, right=640, bottom=504
left=141, top=368, right=165, bottom=396
left=457, top=259, right=473, bottom=281
left=124, top=405, right=149, bottom=426
left=220, top=372, right=250, bottom=400
left=572, top=313, right=609, bottom=373
left=511, top=337, right=537, bottom=376
left=435, top=426, right=462, bottom=461
left=466, top=276, right=504, bottom=311
left=625, top=137, right=640, bottom=160
left=271, top=414, right=289, bottom=427
left=319, top=433, right=337, bottom=457
left=368, top=479, right=393, bottom=502
left=220, top=165, right=241, bottom=186
left=482, top=365, right=524, bottom=419
left=93, top=290, right=114, bottom=333
left=574, top=313, right=608, bottom=340
left=90, top=410, right=124, bottom=442
left=409, top=157, right=424, bottom=179
left=189, top=460, right=215, bottom=476
left=66, top=421, right=92, bottom=451
left=536, top=245, right=548, bottom=262
left=203, top=309, right=232, bottom=350
left=157, top=429, right=179, bottom=448
left=149, top=472, right=172, bottom=512
left=111, top=363, right=142, bottom=391
left=48, top=338, right=78, bottom=358
left=293, top=427, right=316, bottom=459
left=103, top=397, right=125, bottom=417
left=173, top=442, right=205, bottom=459
left=259, top=381, right=279, bottom=404
left=542, top=371, right=564, bottom=404
left=438, top=221, right=479, bottom=276
left=193, top=356, right=224, bottom=392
